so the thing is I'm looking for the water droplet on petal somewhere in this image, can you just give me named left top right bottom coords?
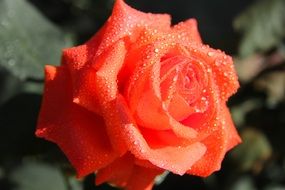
left=207, top=52, right=214, bottom=57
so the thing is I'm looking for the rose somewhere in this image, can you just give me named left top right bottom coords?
left=36, top=0, right=241, bottom=189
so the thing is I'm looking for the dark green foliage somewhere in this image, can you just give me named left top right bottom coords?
left=0, top=0, right=73, bottom=80
left=234, top=0, right=285, bottom=57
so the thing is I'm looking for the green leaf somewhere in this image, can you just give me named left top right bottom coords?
left=230, top=128, right=272, bottom=173
left=10, top=161, right=82, bottom=190
left=234, top=0, right=285, bottom=57
left=68, top=176, right=84, bottom=190
left=0, top=69, right=22, bottom=105
left=10, top=161, right=67, bottom=190
left=231, top=176, right=257, bottom=190
left=0, top=0, right=73, bottom=80
left=155, top=171, right=169, bottom=185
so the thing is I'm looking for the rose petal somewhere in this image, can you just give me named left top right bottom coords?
left=61, top=0, right=168, bottom=85
left=95, top=0, right=171, bottom=56
left=137, top=90, right=171, bottom=130
left=186, top=43, right=239, bottom=101
left=159, top=57, right=193, bottom=120
left=124, top=123, right=206, bottom=175
left=96, top=153, right=134, bottom=187
left=72, top=67, right=101, bottom=114
left=95, top=40, right=126, bottom=102
left=61, top=26, right=107, bottom=114
left=181, top=83, right=217, bottom=139
left=136, top=89, right=198, bottom=141
left=172, top=18, right=202, bottom=44
left=96, top=153, right=162, bottom=190
left=134, top=159, right=159, bottom=169
left=77, top=40, right=124, bottom=101
left=125, top=43, right=197, bottom=138
left=128, top=18, right=202, bottom=51
left=187, top=103, right=241, bottom=177
left=63, top=40, right=128, bottom=154
left=36, top=66, right=117, bottom=177
left=92, top=40, right=129, bottom=155
left=126, top=43, right=169, bottom=129
left=141, top=128, right=191, bottom=148
left=223, top=106, right=242, bottom=151
left=67, top=40, right=125, bottom=114
left=62, top=23, right=107, bottom=71
left=126, top=165, right=163, bottom=190
left=62, top=45, right=88, bottom=71
left=116, top=96, right=206, bottom=175
left=167, top=93, right=194, bottom=120
left=160, top=55, right=208, bottom=121
left=125, top=40, right=187, bottom=114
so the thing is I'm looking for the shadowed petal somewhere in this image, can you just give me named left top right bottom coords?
left=36, top=65, right=117, bottom=177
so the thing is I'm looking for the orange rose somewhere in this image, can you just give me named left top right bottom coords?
left=36, top=0, right=241, bottom=189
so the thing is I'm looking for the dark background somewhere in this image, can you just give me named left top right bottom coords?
left=0, top=0, right=285, bottom=189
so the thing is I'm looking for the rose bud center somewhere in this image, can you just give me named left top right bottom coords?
left=160, top=55, right=209, bottom=121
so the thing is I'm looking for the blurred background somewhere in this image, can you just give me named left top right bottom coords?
left=0, top=0, right=285, bottom=189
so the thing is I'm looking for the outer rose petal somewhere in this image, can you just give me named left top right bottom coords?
left=187, top=103, right=241, bottom=177
left=72, top=40, right=126, bottom=113
left=96, top=154, right=134, bottom=187
left=61, top=22, right=107, bottom=72
left=96, top=154, right=163, bottom=190
left=61, top=0, right=171, bottom=111
left=95, top=0, right=171, bottom=56
left=126, top=166, right=163, bottom=190
left=180, top=72, right=240, bottom=176
left=191, top=44, right=239, bottom=100
left=94, top=40, right=129, bottom=155
left=65, top=40, right=128, bottom=155
left=124, top=123, right=206, bottom=175
left=224, top=107, right=242, bottom=151
left=172, top=19, right=202, bottom=44
left=61, top=25, right=108, bottom=114
left=36, top=66, right=117, bottom=177
left=61, top=0, right=170, bottom=70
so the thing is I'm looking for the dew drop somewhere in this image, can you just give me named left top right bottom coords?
left=215, top=60, right=222, bottom=66
left=173, top=75, right=178, bottom=82
left=194, top=108, right=201, bottom=112
left=207, top=52, right=214, bottom=57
